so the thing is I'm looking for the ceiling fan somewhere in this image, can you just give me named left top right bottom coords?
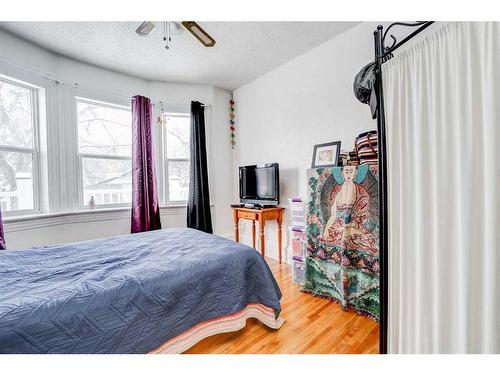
left=135, top=21, right=216, bottom=50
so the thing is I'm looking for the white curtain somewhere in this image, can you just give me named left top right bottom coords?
left=384, top=22, right=500, bottom=353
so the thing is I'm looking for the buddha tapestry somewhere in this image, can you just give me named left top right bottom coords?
left=303, top=165, right=380, bottom=320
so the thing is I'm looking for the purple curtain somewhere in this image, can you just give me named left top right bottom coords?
left=131, top=95, right=161, bottom=233
left=0, top=208, right=5, bottom=250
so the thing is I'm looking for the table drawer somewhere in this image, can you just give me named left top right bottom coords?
left=263, top=211, right=279, bottom=221
left=238, top=211, right=257, bottom=220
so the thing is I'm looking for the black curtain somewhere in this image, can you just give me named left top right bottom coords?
left=187, top=101, right=213, bottom=233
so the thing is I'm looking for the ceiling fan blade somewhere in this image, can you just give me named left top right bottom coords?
left=136, top=21, right=156, bottom=36
left=181, top=21, right=216, bottom=47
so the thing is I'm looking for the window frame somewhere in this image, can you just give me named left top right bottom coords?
left=161, top=112, right=191, bottom=205
left=0, top=75, right=41, bottom=216
left=75, top=96, right=132, bottom=210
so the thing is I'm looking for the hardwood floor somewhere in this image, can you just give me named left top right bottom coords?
left=185, top=258, right=380, bottom=354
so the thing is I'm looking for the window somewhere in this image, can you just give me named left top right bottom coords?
left=76, top=98, right=132, bottom=207
left=0, top=77, right=40, bottom=214
left=163, top=113, right=190, bottom=203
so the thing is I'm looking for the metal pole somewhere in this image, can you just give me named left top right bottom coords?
left=374, top=25, right=389, bottom=355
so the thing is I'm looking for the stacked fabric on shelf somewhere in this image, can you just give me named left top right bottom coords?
left=355, top=130, right=378, bottom=165
left=348, top=151, right=360, bottom=166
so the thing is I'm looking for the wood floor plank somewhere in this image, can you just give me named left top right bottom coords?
left=184, top=258, right=379, bottom=354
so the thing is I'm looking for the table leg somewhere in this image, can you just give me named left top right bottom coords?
left=278, top=210, right=283, bottom=264
left=252, top=220, right=256, bottom=249
left=233, top=212, right=239, bottom=242
left=259, top=216, right=265, bottom=258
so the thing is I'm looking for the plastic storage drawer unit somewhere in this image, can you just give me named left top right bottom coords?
left=288, top=198, right=305, bottom=228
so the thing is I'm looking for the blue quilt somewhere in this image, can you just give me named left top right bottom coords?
left=0, top=228, right=282, bottom=354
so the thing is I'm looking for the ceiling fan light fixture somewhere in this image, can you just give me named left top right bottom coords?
left=182, top=21, right=216, bottom=47
left=136, top=21, right=156, bottom=36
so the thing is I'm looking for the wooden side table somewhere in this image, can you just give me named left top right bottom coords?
left=232, top=207, right=284, bottom=263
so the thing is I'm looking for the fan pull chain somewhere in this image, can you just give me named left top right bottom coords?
left=163, top=22, right=170, bottom=50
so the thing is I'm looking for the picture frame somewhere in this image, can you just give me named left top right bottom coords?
left=311, top=141, right=341, bottom=168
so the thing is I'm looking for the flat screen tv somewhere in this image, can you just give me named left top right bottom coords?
left=239, top=163, right=279, bottom=206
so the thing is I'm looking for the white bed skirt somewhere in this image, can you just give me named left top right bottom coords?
left=150, top=304, right=285, bottom=354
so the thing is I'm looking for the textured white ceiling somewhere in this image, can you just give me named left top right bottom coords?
left=0, top=22, right=359, bottom=90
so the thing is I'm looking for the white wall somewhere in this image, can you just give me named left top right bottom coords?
left=232, top=23, right=377, bottom=261
left=232, top=22, right=444, bottom=262
left=210, top=87, right=235, bottom=235
left=5, top=207, right=188, bottom=249
left=0, top=28, right=234, bottom=249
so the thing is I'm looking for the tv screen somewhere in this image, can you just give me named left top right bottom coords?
left=239, top=163, right=279, bottom=206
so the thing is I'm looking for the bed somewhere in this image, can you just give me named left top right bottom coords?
left=0, top=228, right=283, bottom=354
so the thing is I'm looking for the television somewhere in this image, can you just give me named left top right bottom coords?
left=239, top=163, right=279, bottom=206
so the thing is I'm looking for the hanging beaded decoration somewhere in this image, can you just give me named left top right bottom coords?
left=229, top=97, right=235, bottom=149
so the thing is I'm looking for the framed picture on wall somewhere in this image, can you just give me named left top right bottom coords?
left=311, top=141, right=341, bottom=168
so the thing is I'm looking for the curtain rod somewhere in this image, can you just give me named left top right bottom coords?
left=0, top=55, right=212, bottom=108
left=380, top=21, right=435, bottom=62
left=154, top=101, right=211, bottom=109
left=0, top=55, right=134, bottom=101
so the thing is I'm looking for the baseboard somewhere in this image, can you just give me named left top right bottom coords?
left=216, top=229, right=291, bottom=264
left=218, top=232, right=234, bottom=240
left=230, top=234, right=289, bottom=264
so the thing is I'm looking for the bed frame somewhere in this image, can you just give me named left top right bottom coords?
left=150, top=304, right=285, bottom=354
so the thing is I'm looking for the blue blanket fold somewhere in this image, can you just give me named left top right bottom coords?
left=0, top=228, right=282, bottom=353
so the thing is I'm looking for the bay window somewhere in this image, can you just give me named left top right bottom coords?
left=1, top=72, right=200, bottom=217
